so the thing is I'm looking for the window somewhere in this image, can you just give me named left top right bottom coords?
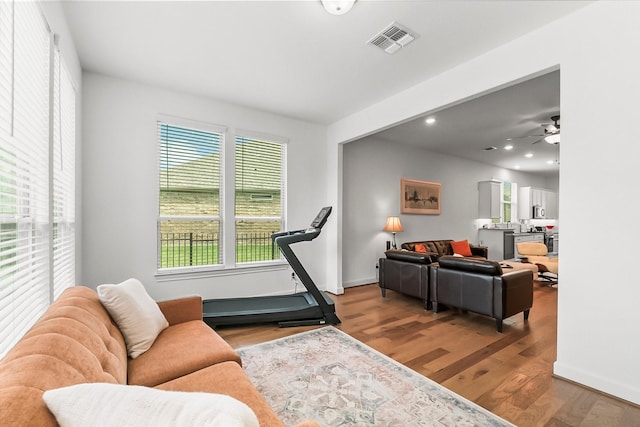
left=157, top=121, right=224, bottom=270
left=52, top=48, right=77, bottom=300
left=157, top=122, right=287, bottom=273
left=502, top=181, right=517, bottom=223
left=235, top=134, right=285, bottom=264
left=0, top=1, right=76, bottom=357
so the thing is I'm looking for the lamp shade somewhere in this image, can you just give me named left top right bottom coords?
left=383, top=216, right=403, bottom=233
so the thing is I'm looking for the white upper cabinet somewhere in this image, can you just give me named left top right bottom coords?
left=519, top=186, right=558, bottom=219
left=478, top=181, right=501, bottom=219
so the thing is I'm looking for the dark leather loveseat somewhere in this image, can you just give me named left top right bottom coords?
left=378, top=239, right=488, bottom=310
left=430, top=256, right=533, bottom=332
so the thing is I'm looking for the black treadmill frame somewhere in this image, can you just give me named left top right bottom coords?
left=202, top=207, right=340, bottom=328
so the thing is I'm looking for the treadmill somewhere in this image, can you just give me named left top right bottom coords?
left=202, top=206, right=341, bottom=328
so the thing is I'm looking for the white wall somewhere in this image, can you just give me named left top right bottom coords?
left=342, top=137, right=549, bottom=286
left=328, top=1, right=640, bottom=405
left=81, top=73, right=329, bottom=301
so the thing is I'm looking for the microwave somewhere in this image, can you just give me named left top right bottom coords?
left=533, top=206, right=546, bottom=219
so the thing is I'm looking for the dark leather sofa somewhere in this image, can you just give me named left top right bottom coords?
left=430, top=256, right=533, bottom=332
left=378, top=239, right=488, bottom=310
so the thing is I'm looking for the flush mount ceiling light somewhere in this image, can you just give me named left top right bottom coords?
left=321, top=0, right=356, bottom=15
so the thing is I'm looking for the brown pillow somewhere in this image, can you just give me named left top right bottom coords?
left=450, top=240, right=472, bottom=257
left=414, top=243, right=427, bottom=253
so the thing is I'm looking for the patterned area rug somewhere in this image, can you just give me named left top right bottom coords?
left=237, top=327, right=513, bottom=427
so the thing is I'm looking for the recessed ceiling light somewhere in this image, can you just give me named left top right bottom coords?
left=546, top=160, right=554, bottom=164
left=506, top=138, right=513, bottom=141
left=504, top=145, right=513, bottom=150
left=514, top=165, right=521, bottom=169
left=425, top=117, right=436, bottom=125
left=524, top=153, right=533, bottom=158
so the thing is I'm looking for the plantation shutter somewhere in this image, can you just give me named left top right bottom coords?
left=52, top=48, right=76, bottom=299
left=0, top=2, right=51, bottom=357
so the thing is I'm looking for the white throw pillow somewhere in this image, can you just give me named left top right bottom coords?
left=97, top=278, right=169, bottom=358
left=43, top=383, right=259, bottom=427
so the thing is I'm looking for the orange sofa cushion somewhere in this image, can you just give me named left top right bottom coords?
left=450, top=239, right=473, bottom=256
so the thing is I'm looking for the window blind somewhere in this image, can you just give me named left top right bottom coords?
left=235, top=135, right=285, bottom=264
left=158, top=121, right=223, bottom=269
left=0, top=1, right=51, bottom=357
left=0, top=0, right=13, bottom=133
left=52, top=48, right=76, bottom=300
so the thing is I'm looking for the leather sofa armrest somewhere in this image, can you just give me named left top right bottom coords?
left=385, top=249, right=434, bottom=264
left=157, top=296, right=203, bottom=325
left=495, top=270, right=534, bottom=317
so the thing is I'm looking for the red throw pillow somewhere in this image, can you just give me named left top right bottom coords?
left=414, top=243, right=427, bottom=253
left=450, top=240, right=473, bottom=257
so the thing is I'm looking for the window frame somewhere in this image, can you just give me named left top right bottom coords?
left=155, top=118, right=289, bottom=279
left=233, top=129, right=287, bottom=267
left=156, top=115, right=226, bottom=275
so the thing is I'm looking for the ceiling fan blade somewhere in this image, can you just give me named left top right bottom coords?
left=531, top=138, right=544, bottom=145
left=508, top=134, right=544, bottom=140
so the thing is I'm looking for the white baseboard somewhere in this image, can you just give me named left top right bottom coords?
left=553, top=361, right=640, bottom=405
left=342, top=277, right=377, bottom=288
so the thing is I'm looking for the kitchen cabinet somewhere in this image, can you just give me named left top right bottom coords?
left=478, top=180, right=501, bottom=219
left=514, top=233, right=545, bottom=258
left=478, top=228, right=514, bottom=261
left=519, top=187, right=558, bottom=219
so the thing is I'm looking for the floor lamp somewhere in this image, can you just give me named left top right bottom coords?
left=383, top=216, right=403, bottom=249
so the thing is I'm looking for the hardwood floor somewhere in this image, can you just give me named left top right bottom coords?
left=217, top=283, right=640, bottom=426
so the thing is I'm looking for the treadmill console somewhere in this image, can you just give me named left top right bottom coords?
left=310, top=206, right=332, bottom=230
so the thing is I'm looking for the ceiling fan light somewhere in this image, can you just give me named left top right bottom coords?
left=321, top=0, right=356, bottom=15
left=545, top=134, right=561, bottom=144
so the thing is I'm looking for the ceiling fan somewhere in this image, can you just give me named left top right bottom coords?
left=533, top=115, right=561, bottom=144
left=508, top=115, right=561, bottom=145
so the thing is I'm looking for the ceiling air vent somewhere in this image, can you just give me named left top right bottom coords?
left=367, top=22, right=418, bottom=54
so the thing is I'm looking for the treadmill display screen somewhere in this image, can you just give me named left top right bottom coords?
left=310, top=206, right=332, bottom=229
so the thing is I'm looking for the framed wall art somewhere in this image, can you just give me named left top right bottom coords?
left=401, top=178, right=441, bottom=215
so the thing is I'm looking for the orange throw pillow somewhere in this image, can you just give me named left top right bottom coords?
left=414, top=243, right=427, bottom=253
left=450, top=240, right=472, bottom=257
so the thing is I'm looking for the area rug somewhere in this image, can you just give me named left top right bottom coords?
left=237, top=327, right=513, bottom=427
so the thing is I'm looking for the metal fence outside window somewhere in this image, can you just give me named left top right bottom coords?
left=160, top=232, right=279, bottom=268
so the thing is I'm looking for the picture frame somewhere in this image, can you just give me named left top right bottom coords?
left=401, top=178, right=441, bottom=215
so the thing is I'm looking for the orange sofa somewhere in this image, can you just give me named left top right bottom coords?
left=0, top=286, right=318, bottom=427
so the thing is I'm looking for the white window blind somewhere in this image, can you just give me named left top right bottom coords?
left=0, top=2, right=75, bottom=358
left=235, top=134, right=285, bottom=264
left=0, top=1, right=51, bottom=357
left=158, top=121, right=223, bottom=270
left=0, top=0, right=13, bottom=133
left=52, top=48, right=76, bottom=300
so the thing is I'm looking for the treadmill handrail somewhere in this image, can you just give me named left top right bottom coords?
left=271, top=229, right=305, bottom=241
left=274, top=228, right=320, bottom=245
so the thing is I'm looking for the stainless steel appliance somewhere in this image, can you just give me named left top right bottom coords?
left=533, top=205, right=546, bottom=219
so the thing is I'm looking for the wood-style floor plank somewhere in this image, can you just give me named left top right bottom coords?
left=216, top=282, right=640, bottom=426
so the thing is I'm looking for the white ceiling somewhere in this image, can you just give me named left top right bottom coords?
left=373, top=70, right=561, bottom=175
left=61, top=1, right=589, bottom=176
